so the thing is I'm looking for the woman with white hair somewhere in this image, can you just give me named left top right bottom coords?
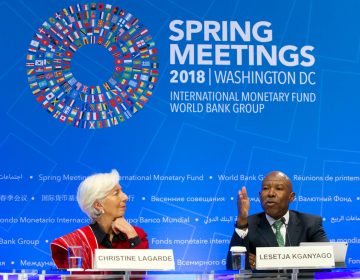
left=51, top=169, right=148, bottom=270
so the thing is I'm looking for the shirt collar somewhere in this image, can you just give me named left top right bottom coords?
left=90, top=222, right=107, bottom=244
left=265, top=210, right=289, bottom=226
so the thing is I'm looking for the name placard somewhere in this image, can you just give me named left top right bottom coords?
left=256, top=246, right=334, bottom=270
left=93, top=249, right=175, bottom=271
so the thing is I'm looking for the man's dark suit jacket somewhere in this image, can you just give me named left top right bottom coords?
left=226, top=210, right=329, bottom=269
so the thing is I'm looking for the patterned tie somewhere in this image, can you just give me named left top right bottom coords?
left=272, top=220, right=285, bottom=246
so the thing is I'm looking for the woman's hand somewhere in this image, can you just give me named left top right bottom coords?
left=112, top=217, right=138, bottom=238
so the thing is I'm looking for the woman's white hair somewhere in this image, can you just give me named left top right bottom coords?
left=77, top=169, right=120, bottom=221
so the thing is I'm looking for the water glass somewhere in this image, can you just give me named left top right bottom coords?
left=67, top=246, right=82, bottom=270
left=230, top=246, right=246, bottom=271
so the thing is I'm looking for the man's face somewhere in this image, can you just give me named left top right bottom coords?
left=260, top=172, right=295, bottom=219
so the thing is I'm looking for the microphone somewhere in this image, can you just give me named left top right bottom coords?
left=280, top=217, right=292, bottom=246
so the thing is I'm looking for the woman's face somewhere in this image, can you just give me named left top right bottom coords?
left=101, top=183, right=128, bottom=219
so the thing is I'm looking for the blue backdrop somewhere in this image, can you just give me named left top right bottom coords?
left=1, top=0, right=360, bottom=272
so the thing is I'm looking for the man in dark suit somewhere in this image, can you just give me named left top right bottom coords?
left=226, top=171, right=328, bottom=270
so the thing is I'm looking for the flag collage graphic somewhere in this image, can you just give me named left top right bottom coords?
left=26, top=2, right=159, bottom=129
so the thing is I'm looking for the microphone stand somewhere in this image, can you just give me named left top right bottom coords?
left=280, top=217, right=298, bottom=280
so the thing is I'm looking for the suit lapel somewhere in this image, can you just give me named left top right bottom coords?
left=286, top=211, right=301, bottom=246
left=257, top=214, right=278, bottom=247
